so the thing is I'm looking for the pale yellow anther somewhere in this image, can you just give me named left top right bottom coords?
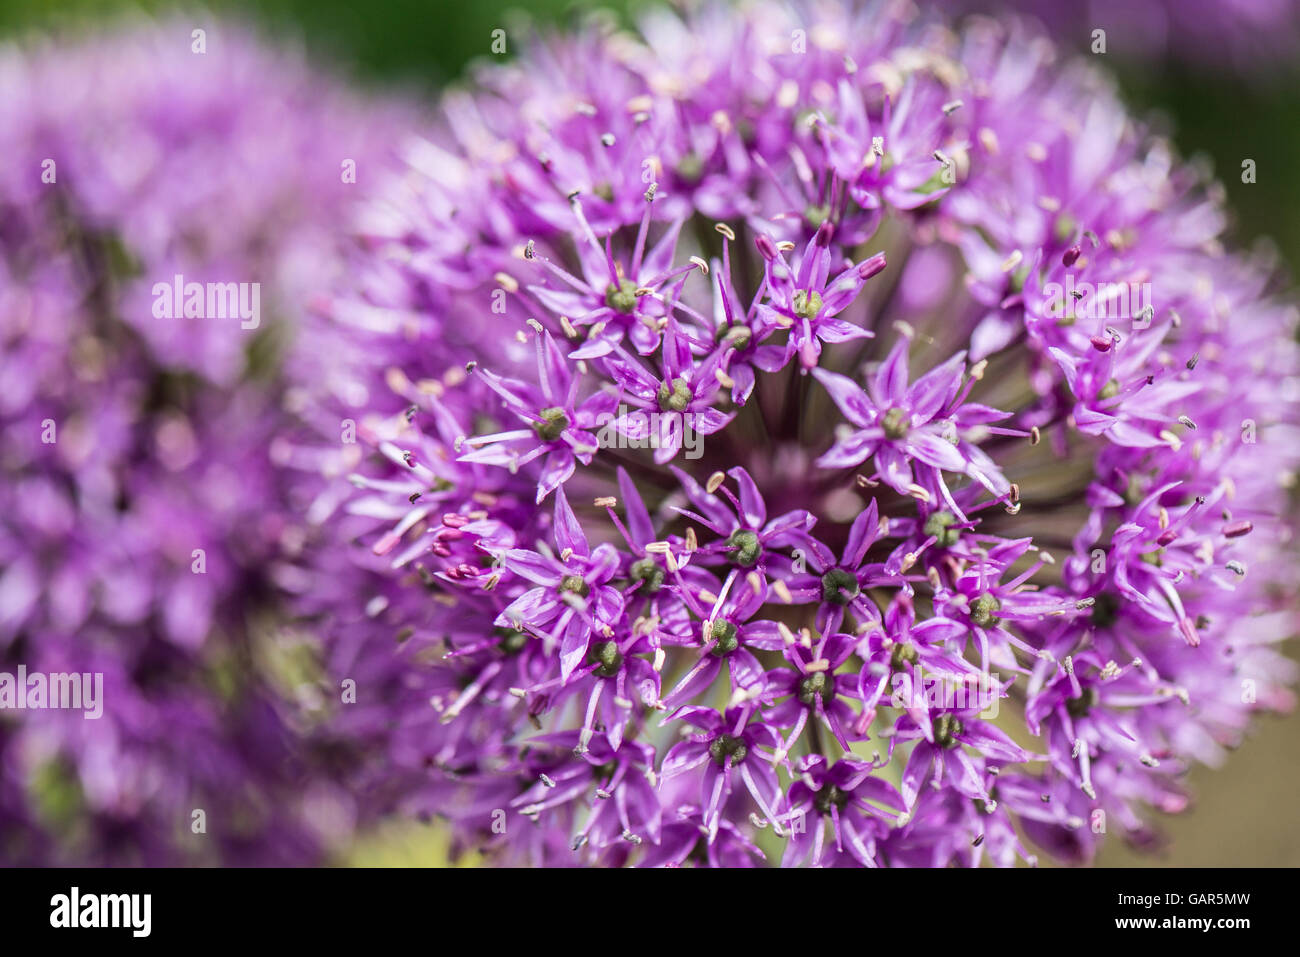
left=386, top=367, right=412, bottom=395
left=728, top=685, right=762, bottom=709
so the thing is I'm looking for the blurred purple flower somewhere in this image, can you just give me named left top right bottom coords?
left=0, top=16, right=412, bottom=864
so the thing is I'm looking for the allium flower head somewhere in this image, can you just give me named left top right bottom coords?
left=945, top=0, right=1300, bottom=67
left=0, top=17, right=410, bottom=864
left=314, top=0, right=1299, bottom=867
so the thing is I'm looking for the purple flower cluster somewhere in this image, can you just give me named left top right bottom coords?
left=318, top=1, right=1299, bottom=866
left=946, top=0, right=1300, bottom=67
left=0, top=18, right=409, bottom=864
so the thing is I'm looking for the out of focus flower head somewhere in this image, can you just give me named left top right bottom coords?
left=944, top=0, right=1300, bottom=69
left=315, top=0, right=1300, bottom=866
left=0, top=14, right=412, bottom=864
